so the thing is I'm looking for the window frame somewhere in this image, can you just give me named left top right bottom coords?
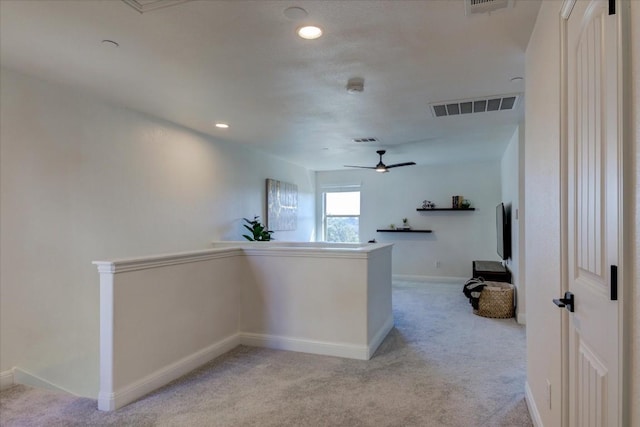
left=322, top=188, right=361, bottom=243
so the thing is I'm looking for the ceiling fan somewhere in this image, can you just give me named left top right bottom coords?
left=344, top=150, right=416, bottom=173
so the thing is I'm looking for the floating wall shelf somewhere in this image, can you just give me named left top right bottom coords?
left=376, top=229, right=433, bottom=233
left=416, top=208, right=475, bottom=212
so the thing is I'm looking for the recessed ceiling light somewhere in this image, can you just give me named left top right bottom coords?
left=215, top=123, right=229, bottom=129
left=297, top=25, right=323, bottom=40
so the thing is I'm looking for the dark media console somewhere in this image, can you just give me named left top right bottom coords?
left=472, top=260, right=511, bottom=283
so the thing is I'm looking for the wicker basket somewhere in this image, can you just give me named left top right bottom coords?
left=474, top=281, right=514, bottom=318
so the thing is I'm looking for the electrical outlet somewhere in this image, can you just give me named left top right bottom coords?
left=546, top=379, right=551, bottom=409
left=435, top=261, right=441, bottom=268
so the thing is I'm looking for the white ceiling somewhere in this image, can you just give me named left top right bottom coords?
left=0, top=0, right=541, bottom=171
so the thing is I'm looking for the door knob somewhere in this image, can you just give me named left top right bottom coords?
left=553, top=291, right=575, bottom=312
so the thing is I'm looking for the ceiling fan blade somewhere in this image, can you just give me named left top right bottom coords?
left=386, top=162, right=417, bottom=169
left=344, top=150, right=415, bottom=171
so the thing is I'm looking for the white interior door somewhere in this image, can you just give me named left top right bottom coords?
left=563, top=0, right=622, bottom=426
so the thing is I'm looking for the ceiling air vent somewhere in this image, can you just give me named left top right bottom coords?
left=352, top=137, right=379, bottom=143
left=430, top=94, right=521, bottom=118
left=465, top=0, right=513, bottom=16
left=121, top=0, right=192, bottom=13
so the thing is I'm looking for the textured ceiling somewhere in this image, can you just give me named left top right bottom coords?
left=0, top=0, right=541, bottom=171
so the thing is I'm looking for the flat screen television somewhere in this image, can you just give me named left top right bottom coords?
left=496, top=202, right=511, bottom=260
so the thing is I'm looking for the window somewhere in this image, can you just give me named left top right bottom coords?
left=323, top=191, right=360, bottom=242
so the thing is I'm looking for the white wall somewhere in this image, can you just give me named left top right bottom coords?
left=316, top=161, right=502, bottom=279
left=501, top=123, right=525, bottom=323
left=0, top=68, right=315, bottom=397
left=524, top=1, right=563, bottom=425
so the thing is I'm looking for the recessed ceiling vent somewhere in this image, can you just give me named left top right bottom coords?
left=121, top=0, right=192, bottom=13
left=352, top=137, right=379, bottom=143
left=465, top=0, right=513, bottom=16
left=430, top=94, right=521, bottom=118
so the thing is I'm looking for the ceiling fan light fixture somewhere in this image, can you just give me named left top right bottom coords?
left=344, top=150, right=415, bottom=172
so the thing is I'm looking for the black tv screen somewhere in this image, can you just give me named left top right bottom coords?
left=496, top=202, right=511, bottom=260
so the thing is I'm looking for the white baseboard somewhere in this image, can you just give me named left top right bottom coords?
left=12, top=367, right=76, bottom=395
left=368, top=316, right=394, bottom=359
left=240, top=332, right=370, bottom=360
left=240, top=317, right=394, bottom=361
left=100, top=324, right=395, bottom=411
left=0, top=369, right=14, bottom=391
left=392, top=274, right=468, bottom=284
left=517, top=312, right=526, bottom=325
left=525, top=381, right=543, bottom=427
left=98, top=333, right=241, bottom=411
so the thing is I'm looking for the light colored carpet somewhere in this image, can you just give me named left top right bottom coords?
left=0, top=281, right=532, bottom=426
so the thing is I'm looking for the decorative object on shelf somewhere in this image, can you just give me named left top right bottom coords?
left=452, top=195, right=465, bottom=209
left=401, top=218, right=410, bottom=229
left=461, top=199, right=472, bottom=209
left=242, top=216, right=273, bottom=241
left=266, top=178, right=298, bottom=231
left=389, top=224, right=396, bottom=230
left=421, top=200, right=436, bottom=209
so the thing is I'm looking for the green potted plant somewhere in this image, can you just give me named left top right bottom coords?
left=242, top=216, right=273, bottom=241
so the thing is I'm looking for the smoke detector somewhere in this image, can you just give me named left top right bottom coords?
left=465, top=0, right=513, bottom=16
left=346, top=78, right=365, bottom=94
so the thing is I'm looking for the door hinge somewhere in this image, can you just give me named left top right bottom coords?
left=610, top=265, right=618, bottom=300
left=609, top=0, right=615, bottom=15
